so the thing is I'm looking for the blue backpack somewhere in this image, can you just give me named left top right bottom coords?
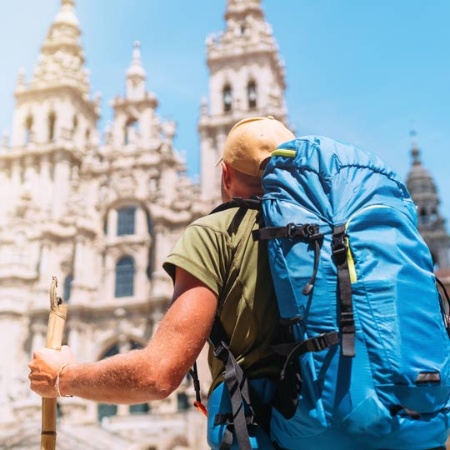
left=258, top=136, right=450, bottom=449
left=198, top=136, right=450, bottom=450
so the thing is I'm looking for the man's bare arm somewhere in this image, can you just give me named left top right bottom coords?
left=29, top=267, right=217, bottom=404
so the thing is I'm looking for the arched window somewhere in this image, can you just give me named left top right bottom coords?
left=222, top=85, right=232, bottom=113
left=24, top=115, right=33, bottom=145
left=117, top=206, right=136, bottom=236
left=48, top=111, right=56, bottom=142
left=63, top=274, right=73, bottom=302
left=247, top=81, right=257, bottom=110
left=419, top=207, right=428, bottom=225
left=115, top=256, right=135, bottom=297
left=430, top=208, right=438, bottom=222
left=124, top=118, right=139, bottom=145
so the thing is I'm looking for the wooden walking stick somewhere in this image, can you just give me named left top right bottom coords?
left=41, top=276, right=68, bottom=450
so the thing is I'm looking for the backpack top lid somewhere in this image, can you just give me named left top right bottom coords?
left=263, top=136, right=416, bottom=225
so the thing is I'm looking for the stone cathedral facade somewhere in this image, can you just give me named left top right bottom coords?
left=0, top=0, right=448, bottom=449
left=0, top=0, right=291, bottom=448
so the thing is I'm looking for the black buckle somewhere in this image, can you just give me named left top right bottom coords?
left=286, top=223, right=298, bottom=238
left=332, top=232, right=348, bottom=263
left=340, top=312, right=355, bottom=333
left=279, top=315, right=303, bottom=326
left=304, top=224, right=322, bottom=240
left=285, top=223, right=321, bottom=239
left=311, top=332, right=339, bottom=351
left=213, top=341, right=229, bottom=362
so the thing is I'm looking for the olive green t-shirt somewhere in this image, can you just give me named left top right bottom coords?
left=163, top=206, right=281, bottom=392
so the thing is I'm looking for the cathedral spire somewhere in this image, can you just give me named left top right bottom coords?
left=205, top=0, right=287, bottom=118
left=10, top=0, right=98, bottom=149
left=225, top=0, right=263, bottom=20
left=125, top=41, right=147, bottom=101
left=127, top=41, right=146, bottom=80
left=220, top=0, right=276, bottom=53
left=410, top=129, right=421, bottom=165
left=28, top=0, right=90, bottom=96
left=199, top=0, right=289, bottom=203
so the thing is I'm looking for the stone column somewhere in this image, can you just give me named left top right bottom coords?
left=39, top=154, right=53, bottom=213
left=52, top=152, right=71, bottom=220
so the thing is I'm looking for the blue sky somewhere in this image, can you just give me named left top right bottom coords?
left=1, top=0, right=449, bottom=225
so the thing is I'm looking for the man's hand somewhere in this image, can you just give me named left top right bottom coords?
left=29, top=345, right=76, bottom=398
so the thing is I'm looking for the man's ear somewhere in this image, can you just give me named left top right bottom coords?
left=222, top=162, right=232, bottom=191
left=221, top=162, right=233, bottom=203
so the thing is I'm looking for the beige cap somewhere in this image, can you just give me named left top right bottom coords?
left=218, top=116, right=295, bottom=177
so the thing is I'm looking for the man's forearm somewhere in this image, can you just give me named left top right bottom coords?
left=59, top=349, right=176, bottom=404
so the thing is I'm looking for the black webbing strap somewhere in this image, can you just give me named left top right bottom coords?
left=253, top=223, right=320, bottom=242
left=210, top=197, right=261, bottom=215
left=189, top=363, right=207, bottom=415
left=253, top=223, right=323, bottom=295
left=189, top=363, right=202, bottom=404
left=273, top=332, right=339, bottom=382
left=332, top=225, right=355, bottom=357
left=210, top=319, right=254, bottom=450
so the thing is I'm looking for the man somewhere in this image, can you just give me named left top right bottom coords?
left=29, top=117, right=295, bottom=446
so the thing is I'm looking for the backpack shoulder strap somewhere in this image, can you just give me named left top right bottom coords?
left=190, top=198, right=264, bottom=450
left=209, top=196, right=261, bottom=215
left=190, top=321, right=256, bottom=450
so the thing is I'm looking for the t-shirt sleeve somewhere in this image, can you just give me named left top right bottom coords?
left=163, top=222, right=231, bottom=296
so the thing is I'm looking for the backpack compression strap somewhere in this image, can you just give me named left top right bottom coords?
left=332, top=225, right=356, bottom=357
left=273, top=331, right=339, bottom=382
left=209, top=318, right=255, bottom=450
left=253, top=223, right=323, bottom=295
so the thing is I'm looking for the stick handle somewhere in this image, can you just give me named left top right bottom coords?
left=41, top=277, right=68, bottom=450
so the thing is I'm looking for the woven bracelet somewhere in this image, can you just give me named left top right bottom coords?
left=55, top=362, right=72, bottom=398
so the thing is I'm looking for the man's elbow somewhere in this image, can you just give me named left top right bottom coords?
left=140, top=368, right=184, bottom=401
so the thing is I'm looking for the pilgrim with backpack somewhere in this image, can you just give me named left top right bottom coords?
left=198, top=132, right=450, bottom=450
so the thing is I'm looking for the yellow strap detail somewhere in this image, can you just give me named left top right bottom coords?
left=272, top=149, right=296, bottom=158
left=346, top=241, right=357, bottom=283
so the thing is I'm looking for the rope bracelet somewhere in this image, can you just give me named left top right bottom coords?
left=54, top=362, right=73, bottom=398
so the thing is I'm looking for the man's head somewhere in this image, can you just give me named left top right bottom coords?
left=219, top=116, right=295, bottom=201
left=220, top=116, right=295, bottom=177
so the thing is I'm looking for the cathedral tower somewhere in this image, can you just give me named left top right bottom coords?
left=0, top=2, right=205, bottom=447
left=8, top=0, right=99, bottom=220
left=198, top=0, right=290, bottom=203
left=0, top=0, right=100, bottom=429
left=406, top=132, right=450, bottom=269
